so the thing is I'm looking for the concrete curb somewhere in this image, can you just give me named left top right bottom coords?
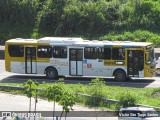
left=0, top=85, right=23, bottom=90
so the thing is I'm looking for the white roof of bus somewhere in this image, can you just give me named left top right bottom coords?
left=39, top=37, right=83, bottom=42
left=6, top=37, right=152, bottom=47
left=75, top=40, right=151, bottom=46
left=6, top=38, right=37, bottom=44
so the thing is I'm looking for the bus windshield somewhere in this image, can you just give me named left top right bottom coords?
left=147, top=49, right=156, bottom=69
left=148, top=49, right=155, bottom=62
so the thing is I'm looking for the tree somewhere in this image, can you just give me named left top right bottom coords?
left=23, top=79, right=39, bottom=120
left=45, top=78, right=75, bottom=120
left=46, top=84, right=64, bottom=120
left=59, top=91, right=75, bottom=120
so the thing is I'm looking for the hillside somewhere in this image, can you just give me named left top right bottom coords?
left=1, top=0, right=160, bottom=46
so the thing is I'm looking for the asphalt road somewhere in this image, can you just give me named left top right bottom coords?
left=1, top=60, right=160, bottom=88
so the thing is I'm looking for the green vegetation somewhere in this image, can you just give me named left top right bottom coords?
left=9, top=79, right=75, bottom=119
left=44, top=80, right=75, bottom=119
left=116, top=93, right=137, bottom=109
left=85, top=77, right=105, bottom=106
left=1, top=78, right=160, bottom=110
left=23, top=80, right=39, bottom=117
left=1, top=0, right=160, bottom=46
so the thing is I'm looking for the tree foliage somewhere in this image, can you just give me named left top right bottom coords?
left=1, top=0, right=160, bottom=45
left=23, top=79, right=39, bottom=118
left=23, top=79, right=39, bottom=98
left=0, top=0, right=38, bottom=25
left=45, top=80, right=75, bottom=120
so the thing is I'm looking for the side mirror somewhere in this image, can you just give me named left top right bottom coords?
left=145, top=52, right=149, bottom=61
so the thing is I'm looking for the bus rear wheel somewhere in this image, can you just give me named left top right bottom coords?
left=114, top=70, right=126, bottom=82
left=46, top=67, right=58, bottom=79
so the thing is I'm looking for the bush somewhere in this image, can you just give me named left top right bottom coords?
left=85, top=77, right=106, bottom=106
left=116, top=93, right=137, bottom=109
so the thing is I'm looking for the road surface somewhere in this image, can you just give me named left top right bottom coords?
left=0, top=60, right=160, bottom=88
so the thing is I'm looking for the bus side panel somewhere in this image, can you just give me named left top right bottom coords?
left=36, top=62, right=49, bottom=74
left=82, top=59, right=128, bottom=77
left=5, top=43, right=10, bottom=72
left=83, top=59, right=113, bottom=77
left=51, top=58, right=69, bottom=76
left=83, top=59, right=98, bottom=76
left=9, top=57, right=26, bottom=74
left=36, top=58, right=69, bottom=76
left=10, top=61, right=25, bottom=74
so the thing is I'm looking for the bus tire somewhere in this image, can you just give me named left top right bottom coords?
left=114, top=70, right=126, bottom=82
left=46, top=67, right=58, bottom=79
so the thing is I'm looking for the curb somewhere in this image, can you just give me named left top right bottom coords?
left=0, top=85, right=23, bottom=90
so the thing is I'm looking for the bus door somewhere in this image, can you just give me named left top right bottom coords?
left=25, top=47, right=37, bottom=74
left=127, top=50, right=144, bottom=77
left=69, top=48, right=83, bottom=76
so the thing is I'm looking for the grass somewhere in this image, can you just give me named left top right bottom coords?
left=0, top=81, right=160, bottom=109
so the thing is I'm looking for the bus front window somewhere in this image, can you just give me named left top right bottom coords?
left=146, top=49, right=156, bottom=68
left=148, top=50, right=155, bottom=62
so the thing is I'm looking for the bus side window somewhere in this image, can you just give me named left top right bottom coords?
left=8, top=45, right=24, bottom=57
left=98, top=48, right=111, bottom=60
left=104, top=48, right=111, bottom=60
left=98, top=48, right=104, bottom=59
left=112, top=48, right=125, bottom=60
left=84, top=47, right=97, bottom=59
left=53, top=46, right=67, bottom=58
left=38, top=46, right=52, bottom=58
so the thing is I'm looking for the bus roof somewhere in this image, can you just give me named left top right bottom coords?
left=5, top=37, right=152, bottom=47
left=6, top=38, right=37, bottom=44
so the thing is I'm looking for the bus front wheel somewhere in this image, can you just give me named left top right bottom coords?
left=46, top=67, right=58, bottom=79
left=114, top=70, right=126, bottom=82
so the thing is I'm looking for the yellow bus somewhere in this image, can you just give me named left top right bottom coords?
left=5, top=37, right=156, bottom=81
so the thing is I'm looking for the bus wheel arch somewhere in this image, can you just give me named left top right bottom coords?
left=45, top=67, right=58, bottom=79
left=113, top=69, right=126, bottom=82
